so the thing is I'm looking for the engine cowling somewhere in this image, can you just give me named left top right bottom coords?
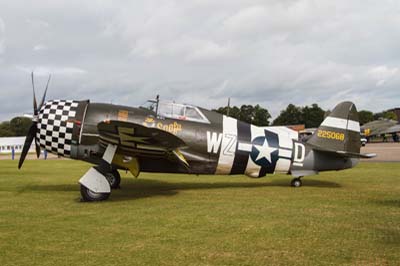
left=37, top=99, right=88, bottom=158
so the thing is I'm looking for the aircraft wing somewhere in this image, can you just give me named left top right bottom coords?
left=97, top=120, right=189, bottom=171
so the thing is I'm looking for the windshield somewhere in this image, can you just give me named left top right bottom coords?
left=140, top=99, right=210, bottom=123
left=140, top=100, right=157, bottom=113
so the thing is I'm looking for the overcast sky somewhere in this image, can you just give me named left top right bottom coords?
left=1, top=0, right=400, bottom=121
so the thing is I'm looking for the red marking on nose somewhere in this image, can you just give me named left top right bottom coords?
left=66, top=119, right=81, bottom=125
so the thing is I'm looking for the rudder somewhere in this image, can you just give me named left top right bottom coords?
left=307, top=101, right=361, bottom=154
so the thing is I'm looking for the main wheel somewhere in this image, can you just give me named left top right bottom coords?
left=291, top=178, right=302, bottom=187
left=105, top=169, right=121, bottom=189
left=80, top=185, right=110, bottom=202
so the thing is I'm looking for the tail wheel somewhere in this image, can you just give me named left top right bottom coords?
left=80, top=185, right=110, bottom=202
left=105, top=169, right=121, bottom=189
left=291, top=178, right=302, bottom=188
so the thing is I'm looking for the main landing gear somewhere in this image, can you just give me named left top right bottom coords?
left=80, top=184, right=110, bottom=202
left=291, top=177, right=303, bottom=187
left=80, top=168, right=121, bottom=202
left=105, top=169, right=121, bottom=189
left=79, top=144, right=120, bottom=202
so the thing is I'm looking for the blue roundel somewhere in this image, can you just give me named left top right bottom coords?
left=250, top=136, right=278, bottom=168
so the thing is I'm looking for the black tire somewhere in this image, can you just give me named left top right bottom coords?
left=105, top=169, right=121, bottom=189
left=291, top=178, right=302, bottom=188
left=80, top=185, right=110, bottom=202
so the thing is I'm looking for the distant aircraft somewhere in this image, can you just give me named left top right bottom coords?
left=361, top=119, right=398, bottom=138
left=19, top=74, right=375, bottom=201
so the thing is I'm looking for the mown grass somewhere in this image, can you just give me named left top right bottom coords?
left=0, top=160, right=399, bottom=266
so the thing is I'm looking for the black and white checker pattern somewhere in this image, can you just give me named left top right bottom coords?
left=36, top=100, right=79, bottom=157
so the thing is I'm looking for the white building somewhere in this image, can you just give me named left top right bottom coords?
left=0, top=137, right=35, bottom=154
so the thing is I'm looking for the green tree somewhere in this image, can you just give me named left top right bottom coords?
left=358, top=110, right=374, bottom=125
left=272, top=104, right=303, bottom=126
left=214, top=104, right=271, bottom=126
left=214, top=106, right=240, bottom=119
left=0, top=116, right=32, bottom=137
left=9, top=117, right=32, bottom=136
left=383, top=111, right=398, bottom=121
left=373, top=112, right=382, bottom=120
left=272, top=103, right=326, bottom=127
left=229, top=106, right=241, bottom=119
left=373, top=110, right=398, bottom=121
left=252, top=104, right=271, bottom=126
left=0, top=121, right=14, bottom=137
left=302, top=104, right=325, bottom=128
left=239, top=105, right=255, bottom=124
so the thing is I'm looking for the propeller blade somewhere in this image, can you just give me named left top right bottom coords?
left=35, top=139, right=41, bottom=159
left=18, top=123, right=37, bottom=169
left=39, top=74, right=51, bottom=109
left=31, top=72, right=38, bottom=116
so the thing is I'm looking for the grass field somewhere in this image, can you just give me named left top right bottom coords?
left=0, top=160, right=400, bottom=266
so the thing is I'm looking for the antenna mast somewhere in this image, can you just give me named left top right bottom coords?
left=227, top=97, right=230, bottom=116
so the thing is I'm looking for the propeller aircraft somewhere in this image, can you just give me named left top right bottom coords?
left=19, top=74, right=375, bottom=201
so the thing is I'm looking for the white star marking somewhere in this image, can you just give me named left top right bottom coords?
left=254, top=138, right=278, bottom=163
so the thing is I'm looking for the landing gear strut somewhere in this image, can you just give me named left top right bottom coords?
left=291, top=177, right=302, bottom=187
left=105, top=169, right=121, bottom=189
left=79, top=144, right=118, bottom=202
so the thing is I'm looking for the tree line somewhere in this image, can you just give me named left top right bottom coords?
left=0, top=105, right=398, bottom=137
left=357, top=110, right=397, bottom=125
left=215, top=104, right=398, bottom=127
left=0, top=117, right=32, bottom=137
left=214, top=103, right=326, bottom=127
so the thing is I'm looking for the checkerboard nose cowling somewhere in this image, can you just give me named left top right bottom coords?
left=36, top=100, right=79, bottom=157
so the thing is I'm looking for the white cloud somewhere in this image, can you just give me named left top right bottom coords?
left=0, top=0, right=400, bottom=120
left=368, top=65, right=398, bottom=80
left=26, top=18, right=49, bottom=29
left=16, top=65, right=87, bottom=76
left=0, top=16, right=5, bottom=54
left=223, top=5, right=269, bottom=34
left=186, top=40, right=233, bottom=62
left=130, top=38, right=160, bottom=58
left=368, top=65, right=399, bottom=87
left=376, top=79, right=386, bottom=87
left=33, top=44, right=48, bottom=51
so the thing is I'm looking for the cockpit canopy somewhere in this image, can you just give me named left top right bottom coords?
left=141, top=99, right=210, bottom=123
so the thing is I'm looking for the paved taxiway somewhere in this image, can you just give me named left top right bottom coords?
left=361, top=142, right=400, bottom=162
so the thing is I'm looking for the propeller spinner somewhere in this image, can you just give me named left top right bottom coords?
left=18, top=73, right=51, bottom=169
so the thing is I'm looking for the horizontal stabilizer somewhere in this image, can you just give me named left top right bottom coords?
left=335, top=151, right=377, bottom=159
left=311, top=144, right=376, bottom=159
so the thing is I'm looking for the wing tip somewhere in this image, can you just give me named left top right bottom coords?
left=362, top=153, right=377, bottom=158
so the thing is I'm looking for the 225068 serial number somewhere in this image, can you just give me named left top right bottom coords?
left=317, top=130, right=345, bottom=141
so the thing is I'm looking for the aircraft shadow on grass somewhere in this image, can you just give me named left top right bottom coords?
left=25, top=178, right=341, bottom=202
left=371, top=199, right=400, bottom=208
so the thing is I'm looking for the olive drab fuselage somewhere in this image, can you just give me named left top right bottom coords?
left=36, top=100, right=358, bottom=178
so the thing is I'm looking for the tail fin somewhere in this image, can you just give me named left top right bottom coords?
left=307, top=101, right=361, bottom=154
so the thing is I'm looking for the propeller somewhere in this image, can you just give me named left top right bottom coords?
left=18, top=72, right=51, bottom=169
